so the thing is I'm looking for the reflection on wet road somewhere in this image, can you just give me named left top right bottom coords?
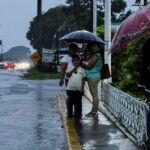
left=0, top=70, right=65, bottom=150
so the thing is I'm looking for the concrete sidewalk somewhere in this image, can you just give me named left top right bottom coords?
left=74, top=97, right=141, bottom=150
left=57, top=92, right=142, bottom=150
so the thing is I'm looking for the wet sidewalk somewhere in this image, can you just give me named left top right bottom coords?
left=74, top=97, right=141, bottom=150
left=57, top=92, right=142, bottom=150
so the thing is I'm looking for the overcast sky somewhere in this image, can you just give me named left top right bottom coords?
left=0, top=0, right=137, bottom=52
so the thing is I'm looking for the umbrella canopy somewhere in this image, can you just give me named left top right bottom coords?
left=110, top=5, right=150, bottom=53
left=60, top=30, right=104, bottom=43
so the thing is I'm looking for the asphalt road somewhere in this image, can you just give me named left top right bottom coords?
left=0, top=70, right=65, bottom=150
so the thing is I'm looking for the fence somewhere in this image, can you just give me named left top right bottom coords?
left=102, top=82, right=149, bottom=146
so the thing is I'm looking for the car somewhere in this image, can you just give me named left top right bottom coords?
left=0, top=64, right=6, bottom=69
left=5, top=63, right=15, bottom=69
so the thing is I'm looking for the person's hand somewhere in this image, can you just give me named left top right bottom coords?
left=82, top=64, right=86, bottom=69
left=73, top=67, right=77, bottom=73
left=80, top=59, right=83, bottom=64
left=59, top=79, right=64, bottom=86
left=80, top=88, right=84, bottom=94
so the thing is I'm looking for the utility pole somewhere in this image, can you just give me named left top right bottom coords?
left=93, top=0, right=97, bottom=34
left=91, top=0, right=97, bottom=34
left=144, top=0, right=147, bottom=5
left=104, top=0, right=112, bottom=82
left=0, top=25, right=3, bottom=64
left=90, top=0, right=93, bottom=32
left=0, top=40, right=3, bottom=63
left=56, top=28, right=59, bottom=65
left=37, top=0, right=42, bottom=17
left=75, top=0, right=80, bottom=30
left=37, top=0, right=42, bottom=69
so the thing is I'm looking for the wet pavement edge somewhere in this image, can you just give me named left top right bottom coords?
left=56, top=92, right=83, bottom=150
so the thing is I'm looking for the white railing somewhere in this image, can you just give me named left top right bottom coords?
left=102, top=82, right=149, bottom=146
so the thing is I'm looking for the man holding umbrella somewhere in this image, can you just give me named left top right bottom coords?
left=59, top=43, right=78, bottom=86
left=59, top=43, right=80, bottom=118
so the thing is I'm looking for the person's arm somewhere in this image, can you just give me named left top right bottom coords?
left=59, top=62, right=67, bottom=86
left=66, top=67, right=77, bottom=78
left=83, top=55, right=99, bottom=69
left=80, top=68, right=86, bottom=93
left=80, top=77, right=86, bottom=93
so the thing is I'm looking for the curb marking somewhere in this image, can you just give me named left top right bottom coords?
left=56, top=92, right=83, bottom=150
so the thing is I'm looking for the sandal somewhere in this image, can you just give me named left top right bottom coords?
left=85, top=112, right=98, bottom=118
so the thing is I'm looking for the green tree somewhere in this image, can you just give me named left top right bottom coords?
left=26, top=0, right=130, bottom=50
left=66, top=0, right=126, bottom=11
left=111, top=0, right=126, bottom=13
left=69, top=0, right=129, bottom=27
left=27, top=5, right=75, bottom=49
left=115, top=9, right=132, bottom=22
left=96, top=25, right=116, bottom=53
left=97, top=25, right=150, bottom=100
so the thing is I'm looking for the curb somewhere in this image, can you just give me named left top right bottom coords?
left=56, top=92, right=83, bottom=150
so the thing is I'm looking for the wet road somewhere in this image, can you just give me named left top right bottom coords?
left=0, top=70, right=65, bottom=150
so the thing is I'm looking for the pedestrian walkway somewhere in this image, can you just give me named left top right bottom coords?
left=57, top=92, right=142, bottom=150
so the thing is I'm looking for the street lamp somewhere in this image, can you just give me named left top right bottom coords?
left=144, top=0, right=148, bottom=5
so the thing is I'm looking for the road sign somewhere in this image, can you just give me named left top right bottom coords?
left=30, top=52, right=41, bottom=62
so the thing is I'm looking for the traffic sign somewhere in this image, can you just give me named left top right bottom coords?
left=30, top=52, right=41, bottom=62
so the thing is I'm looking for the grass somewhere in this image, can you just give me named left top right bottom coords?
left=22, top=70, right=60, bottom=80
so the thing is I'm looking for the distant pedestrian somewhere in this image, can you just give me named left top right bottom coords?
left=66, top=54, right=86, bottom=118
left=83, top=42, right=103, bottom=118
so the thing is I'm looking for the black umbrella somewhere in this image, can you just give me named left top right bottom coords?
left=60, top=30, right=104, bottom=43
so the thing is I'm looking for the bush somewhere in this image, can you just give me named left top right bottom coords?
left=112, top=34, right=150, bottom=100
left=22, top=70, right=60, bottom=80
left=97, top=25, right=150, bottom=100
